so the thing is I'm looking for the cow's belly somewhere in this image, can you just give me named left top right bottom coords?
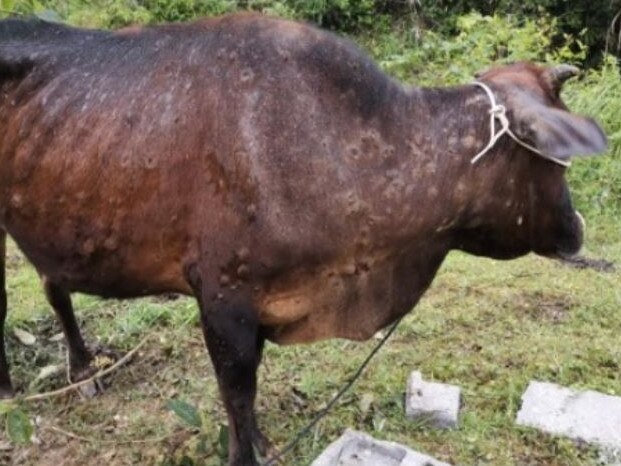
left=9, top=225, right=193, bottom=298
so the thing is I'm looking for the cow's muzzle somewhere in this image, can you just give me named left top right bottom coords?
left=554, top=209, right=585, bottom=258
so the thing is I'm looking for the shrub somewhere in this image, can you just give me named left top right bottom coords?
left=417, top=0, right=619, bottom=67
left=363, top=12, right=584, bottom=84
left=565, top=57, right=621, bottom=220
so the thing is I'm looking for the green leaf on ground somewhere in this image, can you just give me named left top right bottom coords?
left=218, top=424, right=229, bottom=460
left=165, top=399, right=202, bottom=429
left=6, top=408, right=32, bottom=445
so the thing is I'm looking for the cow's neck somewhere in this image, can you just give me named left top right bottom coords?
left=334, top=86, right=492, bottom=322
left=359, top=84, right=491, bottom=249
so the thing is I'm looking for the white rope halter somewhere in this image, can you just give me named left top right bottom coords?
left=470, top=81, right=570, bottom=167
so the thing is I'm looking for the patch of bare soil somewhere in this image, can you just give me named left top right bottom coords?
left=557, top=254, right=616, bottom=273
left=514, top=291, right=575, bottom=324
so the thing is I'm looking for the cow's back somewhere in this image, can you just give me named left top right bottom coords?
left=0, top=14, right=408, bottom=301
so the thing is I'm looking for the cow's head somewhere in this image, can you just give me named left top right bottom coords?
left=455, top=62, right=607, bottom=259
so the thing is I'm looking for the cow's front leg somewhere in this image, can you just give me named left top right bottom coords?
left=249, top=332, right=276, bottom=459
left=193, top=282, right=265, bottom=466
left=202, top=304, right=263, bottom=466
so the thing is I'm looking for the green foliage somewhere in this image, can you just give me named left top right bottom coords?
left=217, top=423, right=229, bottom=460
left=9, top=0, right=152, bottom=27
left=5, top=0, right=616, bottom=69
left=0, top=402, right=32, bottom=445
left=5, top=0, right=402, bottom=29
left=133, top=0, right=394, bottom=30
left=364, top=12, right=584, bottom=84
left=284, top=0, right=383, bottom=32
left=418, top=0, right=619, bottom=67
left=166, top=399, right=202, bottom=429
left=0, top=0, right=15, bottom=12
left=565, top=57, right=621, bottom=221
left=138, top=0, right=235, bottom=23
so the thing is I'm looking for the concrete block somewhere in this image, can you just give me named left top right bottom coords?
left=311, top=429, right=452, bottom=466
left=599, top=447, right=621, bottom=466
left=516, top=380, right=621, bottom=449
left=405, top=371, right=461, bottom=429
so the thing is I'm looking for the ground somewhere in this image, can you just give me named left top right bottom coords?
left=1, top=219, right=620, bottom=465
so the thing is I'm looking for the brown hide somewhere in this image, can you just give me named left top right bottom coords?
left=0, top=15, right=604, bottom=347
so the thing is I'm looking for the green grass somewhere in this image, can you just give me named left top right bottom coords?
left=2, top=215, right=620, bottom=465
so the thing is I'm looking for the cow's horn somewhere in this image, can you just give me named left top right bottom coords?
left=546, top=64, right=580, bottom=88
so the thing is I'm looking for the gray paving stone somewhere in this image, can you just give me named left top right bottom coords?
left=599, top=447, right=621, bottom=466
left=405, top=371, right=461, bottom=429
left=516, top=380, right=621, bottom=449
left=311, top=429, right=452, bottom=466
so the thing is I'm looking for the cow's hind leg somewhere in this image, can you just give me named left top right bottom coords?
left=42, top=278, right=94, bottom=382
left=189, top=272, right=265, bottom=466
left=0, top=230, right=13, bottom=398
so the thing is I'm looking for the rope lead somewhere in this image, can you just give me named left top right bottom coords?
left=470, top=81, right=570, bottom=167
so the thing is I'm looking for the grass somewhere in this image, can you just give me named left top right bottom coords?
left=1, top=213, right=620, bottom=465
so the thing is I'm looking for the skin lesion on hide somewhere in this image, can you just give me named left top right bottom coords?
left=239, top=68, right=255, bottom=84
left=461, top=134, right=479, bottom=150
left=214, top=246, right=254, bottom=293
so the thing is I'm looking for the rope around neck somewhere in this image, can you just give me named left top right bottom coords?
left=470, top=81, right=570, bottom=168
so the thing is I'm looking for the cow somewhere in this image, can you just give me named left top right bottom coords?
left=0, top=12, right=607, bottom=466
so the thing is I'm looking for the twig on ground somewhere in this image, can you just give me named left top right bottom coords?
left=44, top=424, right=175, bottom=445
left=21, top=335, right=150, bottom=403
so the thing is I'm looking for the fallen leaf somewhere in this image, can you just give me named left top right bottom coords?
left=359, top=393, right=375, bottom=417
left=218, top=424, right=229, bottom=460
left=49, top=333, right=64, bottom=342
left=13, top=329, right=36, bottom=346
left=165, top=399, right=202, bottom=429
left=0, top=440, right=12, bottom=451
left=35, top=365, right=64, bottom=382
left=92, top=355, right=114, bottom=370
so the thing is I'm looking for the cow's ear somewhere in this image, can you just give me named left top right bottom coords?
left=512, top=100, right=608, bottom=160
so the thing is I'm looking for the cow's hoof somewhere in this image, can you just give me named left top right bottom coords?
left=70, top=364, right=106, bottom=398
left=71, top=345, right=121, bottom=380
left=253, top=428, right=282, bottom=464
left=261, top=446, right=283, bottom=465
left=70, top=345, right=122, bottom=397
left=92, top=344, right=123, bottom=363
left=0, top=385, right=14, bottom=400
left=229, top=457, right=259, bottom=466
left=252, top=428, right=274, bottom=458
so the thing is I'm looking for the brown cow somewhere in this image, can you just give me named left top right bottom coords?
left=0, top=13, right=607, bottom=465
